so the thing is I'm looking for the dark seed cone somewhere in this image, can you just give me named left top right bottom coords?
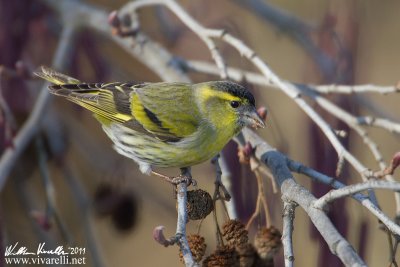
left=222, top=219, right=249, bottom=247
left=254, top=226, right=282, bottom=261
left=202, top=245, right=240, bottom=267
left=179, top=234, right=207, bottom=264
left=186, top=189, right=213, bottom=220
left=236, top=243, right=257, bottom=267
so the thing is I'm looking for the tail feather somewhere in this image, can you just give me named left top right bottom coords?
left=33, top=66, right=80, bottom=85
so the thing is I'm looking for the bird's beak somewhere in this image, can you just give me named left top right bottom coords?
left=242, top=109, right=266, bottom=129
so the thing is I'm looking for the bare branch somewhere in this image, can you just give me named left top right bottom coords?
left=286, top=158, right=400, bottom=236
left=282, top=201, right=296, bottom=267
left=217, top=154, right=238, bottom=219
left=314, top=180, right=400, bottom=210
left=357, top=116, right=400, bottom=135
left=120, top=0, right=228, bottom=79
left=42, top=0, right=190, bottom=83
left=35, top=137, right=71, bottom=244
left=176, top=171, right=199, bottom=267
left=242, top=128, right=366, bottom=266
left=0, top=25, right=76, bottom=191
left=232, top=0, right=339, bottom=81
left=316, top=84, right=400, bottom=94
left=187, top=59, right=400, bottom=96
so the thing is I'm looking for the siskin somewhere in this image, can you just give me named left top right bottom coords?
left=34, top=67, right=265, bottom=179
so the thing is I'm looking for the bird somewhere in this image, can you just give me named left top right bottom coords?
left=34, top=66, right=265, bottom=183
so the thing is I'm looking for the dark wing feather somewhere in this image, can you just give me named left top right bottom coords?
left=35, top=67, right=200, bottom=142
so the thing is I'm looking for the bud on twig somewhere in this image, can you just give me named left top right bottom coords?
left=257, top=107, right=267, bottom=122
left=374, top=151, right=400, bottom=178
left=108, top=10, right=121, bottom=28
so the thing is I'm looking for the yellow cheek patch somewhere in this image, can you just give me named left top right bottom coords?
left=201, top=86, right=241, bottom=103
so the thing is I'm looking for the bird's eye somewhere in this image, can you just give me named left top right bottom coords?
left=230, top=101, right=240, bottom=108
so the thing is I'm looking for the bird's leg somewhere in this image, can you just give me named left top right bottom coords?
left=151, top=168, right=197, bottom=186
left=151, top=171, right=175, bottom=184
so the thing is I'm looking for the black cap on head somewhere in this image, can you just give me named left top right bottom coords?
left=211, top=81, right=255, bottom=106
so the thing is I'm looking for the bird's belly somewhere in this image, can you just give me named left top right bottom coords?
left=102, top=123, right=235, bottom=169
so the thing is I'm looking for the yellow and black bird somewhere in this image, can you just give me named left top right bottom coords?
left=35, top=66, right=265, bottom=179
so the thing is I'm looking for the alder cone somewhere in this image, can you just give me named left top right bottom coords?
left=179, top=234, right=207, bottom=264
left=186, top=189, right=213, bottom=220
left=202, top=245, right=239, bottom=267
left=222, top=219, right=249, bottom=247
left=254, top=226, right=282, bottom=261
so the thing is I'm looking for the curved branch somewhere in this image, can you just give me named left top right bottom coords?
left=120, top=0, right=227, bottom=78
left=314, top=181, right=400, bottom=210
left=0, top=25, right=76, bottom=191
left=42, top=0, right=190, bottom=83
left=186, top=60, right=400, bottom=95
left=241, top=128, right=366, bottom=266
left=287, top=153, right=400, bottom=236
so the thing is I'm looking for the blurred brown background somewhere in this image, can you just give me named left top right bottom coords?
left=1, top=0, right=400, bottom=266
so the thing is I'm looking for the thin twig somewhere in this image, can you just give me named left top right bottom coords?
left=175, top=168, right=198, bottom=267
left=232, top=0, right=340, bottom=81
left=245, top=190, right=262, bottom=230
left=186, top=60, right=400, bottom=95
left=0, top=24, right=76, bottom=191
left=308, top=90, right=386, bottom=175
left=35, top=137, right=71, bottom=244
left=14, top=177, right=59, bottom=255
left=357, top=116, right=400, bottom=135
left=314, top=181, right=400, bottom=210
left=316, top=84, right=400, bottom=94
left=151, top=168, right=198, bottom=265
left=243, top=149, right=272, bottom=230
left=42, top=0, right=190, bottom=83
left=211, top=155, right=230, bottom=246
left=0, top=70, right=17, bottom=146
left=120, top=0, right=228, bottom=79
left=212, top=155, right=232, bottom=203
left=218, top=154, right=238, bottom=219
left=282, top=201, right=296, bottom=267
left=286, top=157, right=400, bottom=236
left=258, top=164, right=279, bottom=193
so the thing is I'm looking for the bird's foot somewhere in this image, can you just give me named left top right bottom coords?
left=171, top=174, right=197, bottom=186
